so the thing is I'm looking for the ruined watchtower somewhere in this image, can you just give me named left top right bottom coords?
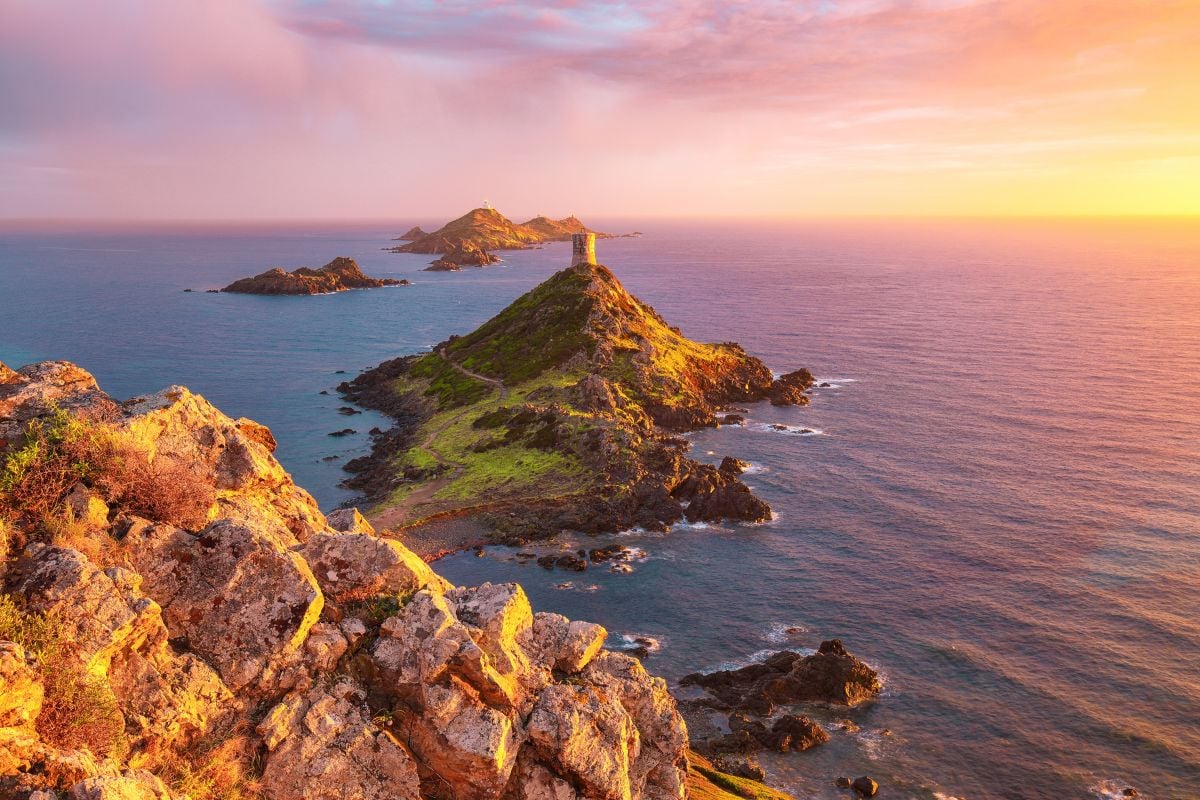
left=571, top=232, right=596, bottom=266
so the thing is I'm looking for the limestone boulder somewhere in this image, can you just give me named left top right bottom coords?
left=258, top=681, right=420, bottom=800
left=326, top=507, right=374, bottom=535
left=120, top=386, right=330, bottom=543
left=525, top=612, right=607, bottom=674
left=0, top=361, right=110, bottom=443
left=583, top=652, right=689, bottom=800
left=371, top=590, right=514, bottom=710
left=123, top=518, right=323, bottom=691
left=300, top=532, right=446, bottom=604
left=446, top=582, right=535, bottom=681
left=404, top=678, right=521, bottom=800
left=525, top=682, right=639, bottom=800
left=12, top=545, right=165, bottom=672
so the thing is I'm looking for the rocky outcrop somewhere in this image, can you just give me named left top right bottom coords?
left=680, top=640, right=882, bottom=715
left=426, top=243, right=500, bottom=271
left=768, top=369, right=814, bottom=407
left=221, top=257, right=407, bottom=295
left=396, top=226, right=428, bottom=241
left=0, top=360, right=690, bottom=800
left=257, top=681, right=420, bottom=800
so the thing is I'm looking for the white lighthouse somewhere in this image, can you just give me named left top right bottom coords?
left=571, top=232, right=596, bottom=266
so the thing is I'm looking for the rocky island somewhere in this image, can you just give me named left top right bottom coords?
left=391, top=208, right=611, bottom=255
left=222, top=257, right=407, bottom=295
left=0, top=358, right=798, bottom=800
left=340, top=249, right=814, bottom=544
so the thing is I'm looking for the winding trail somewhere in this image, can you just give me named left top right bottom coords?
left=369, top=349, right=506, bottom=531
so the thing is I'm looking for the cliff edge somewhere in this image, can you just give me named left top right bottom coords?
left=0, top=360, right=700, bottom=800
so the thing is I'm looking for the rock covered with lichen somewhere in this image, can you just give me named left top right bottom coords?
left=0, top=361, right=689, bottom=800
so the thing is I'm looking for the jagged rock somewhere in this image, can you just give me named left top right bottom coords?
left=768, top=369, right=814, bottom=406
left=123, top=519, right=323, bottom=691
left=221, top=257, right=406, bottom=295
left=258, top=681, right=420, bottom=800
left=764, top=714, right=830, bottom=752
left=712, top=755, right=765, bottom=781
left=680, top=640, right=882, bottom=715
left=0, top=361, right=110, bottom=443
left=302, top=623, right=348, bottom=674
left=1, top=361, right=692, bottom=800
left=672, top=464, right=771, bottom=523
left=12, top=545, right=165, bottom=673
left=300, top=532, right=447, bottom=603
left=121, top=385, right=331, bottom=542
left=326, top=507, right=374, bottom=535
left=582, top=652, right=689, bottom=800
left=526, top=682, right=639, bottom=800
left=718, top=457, right=750, bottom=475
left=64, top=482, right=111, bottom=529
left=524, top=612, right=606, bottom=674
left=67, top=771, right=174, bottom=800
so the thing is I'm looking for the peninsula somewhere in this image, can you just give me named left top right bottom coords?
left=221, top=256, right=407, bottom=295
left=340, top=245, right=814, bottom=543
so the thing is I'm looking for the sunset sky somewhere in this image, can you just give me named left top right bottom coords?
left=2, top=0, right=1198, bottom=220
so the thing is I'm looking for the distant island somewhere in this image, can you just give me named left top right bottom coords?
left=340, top=252, right=813, bottom=544
left=388, top=207, right=640, bottom=270
left=221, top=256, right=407, bottom=295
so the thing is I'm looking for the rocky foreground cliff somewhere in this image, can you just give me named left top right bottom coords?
left=340, top=262, right=815, bottom=540
left=0, top=360, right=736, bottom=800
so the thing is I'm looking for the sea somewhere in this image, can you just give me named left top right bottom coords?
left=1, top=218, right=1197, bottom=800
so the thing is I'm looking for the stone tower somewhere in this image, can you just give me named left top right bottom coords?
left=571, top=232, right=596, bottom=266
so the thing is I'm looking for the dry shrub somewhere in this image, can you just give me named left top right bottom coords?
left=0, top=593, right=127, bottom=757
left=42, top=508, right=124, bottom=569
left=0, top=408, right=214, bottom=531
left=101, top=448, right=214, bottom=531
left=37, top=659, right=126, bottom=757
left=163, top=715, right=264, bottom=800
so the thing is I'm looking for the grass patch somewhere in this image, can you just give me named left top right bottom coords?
left=409, top=354, right=493, bottom=408
left=686, top=752, right=794, bottom=800
left=435, top=443, right=587, bottom=502
left=445, top=267, right=596, bottom=383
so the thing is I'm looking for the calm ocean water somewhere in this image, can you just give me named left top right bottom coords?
left=1, top=218, right=1198, bottom=799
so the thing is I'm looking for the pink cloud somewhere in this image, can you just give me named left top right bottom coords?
left=1, top=0, right=1197, bottom=218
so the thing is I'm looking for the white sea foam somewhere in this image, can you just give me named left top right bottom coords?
left=748, top=422, right=824, bottom=436
left=763, top=621, right=809, bottom=643
left=1089, top=779, right=1143, bottom=800
left=614, top=633, right=663, bottom=653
